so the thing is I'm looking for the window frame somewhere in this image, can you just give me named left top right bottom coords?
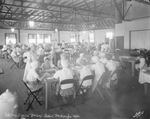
left=5, top=33, right=17, bottom=45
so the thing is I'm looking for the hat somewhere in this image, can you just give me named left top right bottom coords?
left=31, top=61, right=39, bottom=69
left=92, top=56, right=99, bottom=63
left=61, top=60, right=69, bottom=68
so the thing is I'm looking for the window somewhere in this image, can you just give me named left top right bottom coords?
left=5, top=33, right=17, bottom=44
left=44, top=34, right=51, bottom=43
left=28, top=34, right=36, bottom=44
left=89, top=33, right=94, bottom=43
left=28, top=34, right=51, bottom=44
left=106, top=32, right=113, bottom=39
left=70, top=34, right=76, bottom=42
left=37, top=34, right=44, bottom=44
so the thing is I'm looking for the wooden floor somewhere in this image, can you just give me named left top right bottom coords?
left=0, top=58, right=150, bottom=119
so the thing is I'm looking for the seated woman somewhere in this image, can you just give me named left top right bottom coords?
left=99, top=52, right=108, bottom=65
left=10, top=48, right=20, bottom=63
left=101, top=43, right=109, bottom=52
left=78, top=59, right=93, bottom=87
left=37, top=44, right=45, bottom=57
left=105, top=55, right=122, bottom=88
left=48, top=60, right=75, bottom=102
left=26, top=61, right=48, bottom=90
left=76, top=53, right=87, bottom=65
left=40, top=56, right=56, bottom=74
left=91, top=56, right=105, bottom=92
left=57, top=53, right=68, bottom=68
left=135, top=51, right=147, bottom=71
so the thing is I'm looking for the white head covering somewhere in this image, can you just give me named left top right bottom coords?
left=31, top=61, right=39, bottom=69
left=93, top=50, right=98, bottom=56
left=80, top=53, right=84, bottom=58
left=44, top=56, right=49, bottom=61
left=99, top=52, right=105, bottom=58
left=92, top=56, right=99, bottom=63
left=79, top=59, right=86, bottom=66
left=61, top=60, right=69, bottom=68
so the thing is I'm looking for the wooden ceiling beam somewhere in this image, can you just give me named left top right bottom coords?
left=1, top=3, right=104, bottom=18
left=0, top=17, right=74, bottom=25
left=0, top=11, right=74, bottom=20
left=83, top=0, right=93, bottom=12
left=133, top=0, right=150, bottom=5
left=113, top=0, right=124, bottom=20
left=11, top=0, right=112, bottom=17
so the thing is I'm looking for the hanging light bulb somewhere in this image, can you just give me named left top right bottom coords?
left=11, top=28, right=15, bottom=32
left=29, top=21, right=34, bottom=27
left=55, top=28, right=58, bottom=32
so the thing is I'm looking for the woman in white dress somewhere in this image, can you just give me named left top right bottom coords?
left=23, top=44, right=38, bottom=82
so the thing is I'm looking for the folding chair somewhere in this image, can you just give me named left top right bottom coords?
left=96, top=71, right=112, bottom=99
left=57, top=79, right=75, bottom=109
left=76, top=75, right=94, bottom=104
left=9, top=55, right=19, bottom=69
left=22, top=80, right=44, bottom=111
left=109, top=68, right=122, bottom=91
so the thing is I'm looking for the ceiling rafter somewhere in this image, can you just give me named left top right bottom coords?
left=83, top=0, right=93, bottom=12
left=0, top=0, right=121, bottom=31
left=98, top=0, right=109, bottom=14
left=133, top=0, right=150, bottom=5
left=1, top=3, right=105, bottom=18
left=113, top=0, right=124, bottom=20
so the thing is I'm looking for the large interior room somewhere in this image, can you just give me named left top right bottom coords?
left=1, top=0, right=150, bottom=119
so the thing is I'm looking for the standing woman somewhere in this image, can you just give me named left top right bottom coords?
left=23, top=44, right=38, bottom=82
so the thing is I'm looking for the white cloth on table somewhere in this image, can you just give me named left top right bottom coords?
left=139, top=71, right=150, bottom=84
left=0, top=89, right=17, bottom=119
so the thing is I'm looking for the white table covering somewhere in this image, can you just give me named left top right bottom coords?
left=139, top=71, right=150, bottom=84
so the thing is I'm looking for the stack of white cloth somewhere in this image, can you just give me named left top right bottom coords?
left=0, top=89, right=18, bottom=119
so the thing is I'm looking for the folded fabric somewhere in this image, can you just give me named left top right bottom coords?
left=0, top=89, right=18, bottom=119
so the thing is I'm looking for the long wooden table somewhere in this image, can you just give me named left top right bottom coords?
left=44, top=79, right=58, bottom=110
left=120, top=56, right=137, bottom=77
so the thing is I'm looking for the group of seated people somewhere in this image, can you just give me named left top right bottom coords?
left=1, top=42, right=121, bottom=104
left=134, top=50, right=148, bottom=71
left=18, top=42, right=122, bottom=103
